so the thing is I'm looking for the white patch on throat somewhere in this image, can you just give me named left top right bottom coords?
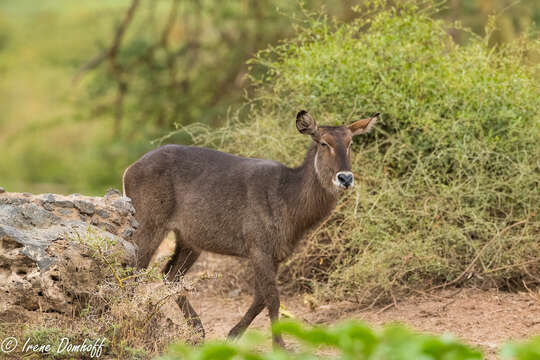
left=314, top=150, right=320, bottom=176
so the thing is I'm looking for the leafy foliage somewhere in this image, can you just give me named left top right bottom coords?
left=501, top=336, right=540, bottom=360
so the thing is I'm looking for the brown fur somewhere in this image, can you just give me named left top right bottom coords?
left=123, top=111, right=378, bottom=346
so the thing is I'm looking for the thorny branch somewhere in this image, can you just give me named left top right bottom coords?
left=428, top=218, right=530, bottom=291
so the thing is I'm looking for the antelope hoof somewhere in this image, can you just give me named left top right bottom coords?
left=186, top=319, right=205, bottom=340
left=273, top=336, right=287, bottom=350
left=227, top=326, right=243, bottom=340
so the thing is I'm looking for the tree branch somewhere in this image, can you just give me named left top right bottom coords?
left=73, top=0, right=141, bottom=84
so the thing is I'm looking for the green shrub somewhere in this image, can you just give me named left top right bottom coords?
left=169, top=0, right=540, bottom=302
left=501, top=336, right=540, bottom=360
left=161, top=319, right=485, bottom=360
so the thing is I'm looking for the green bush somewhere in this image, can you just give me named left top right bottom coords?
left=169, top=0, right=540, bottom=302
left=501, top=336, right=540, bottom=360
left=160, top=319, right=538, bottom=360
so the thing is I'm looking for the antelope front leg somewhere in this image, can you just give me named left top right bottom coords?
left=251, top=251, right=285, bottom=348
left=227, top=287, right=265, bottom=339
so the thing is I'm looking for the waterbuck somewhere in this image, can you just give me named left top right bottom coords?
left=122, top=110, right=378, bottom=346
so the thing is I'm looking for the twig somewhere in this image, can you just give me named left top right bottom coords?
left=439, top=289, right=463, bottom=311
left=361, top=290, right=385, bottom=311
left=73, top=0, right=141, bottom=84
left=521, top=280, right=540, bottom=302
left=428, top=218, right=528, bottom=291
left=161, top=0, right=180, bottom=48
left=412, top=286, right=463, bottom=300
left=375, top=302, right=395, bottom=314
left=521, top=265, right=540, bottom=283
left=483, top=258, right=540, bottom=273
left=391, top=290, right=398, bottom=309
left=141, top=288, right=185, bottom=331
left=120, top=268, right=153, bottom=282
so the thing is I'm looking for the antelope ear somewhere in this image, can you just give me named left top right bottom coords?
left=348, top=113, right=379, bottom=136
left=296, top=110, right=319, bottom=139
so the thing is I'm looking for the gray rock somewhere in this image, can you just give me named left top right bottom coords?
left=0, top=186, right=5, bottom=193
left=41, top=194, right=55, bottom=203
left=130, top=217, right=140, bottom=229
left=121, top=228, right=134, bottom=239
left=42, top=202, right=54, bottom=211
left=21, top=203, right=60, bottom=227
left=74, top=200, right=95, bottom=215
left=96, top=221, right=117, bottom=234
left=96, top=209, right=110, bottom=219
left=57, top=208, right=73, bottom=216
left=0, top=224, right=57, bottom=270
left=0, top=191, right=138, bottom=316
left=0, top=197, right=30, bottom=206
left=112, top=197, right=135, bottom=216
left=0, top=203, right=60, bottom=229
left=54, top=200, right=74, bottom=208
left=105, top=188, right=121, bottom=199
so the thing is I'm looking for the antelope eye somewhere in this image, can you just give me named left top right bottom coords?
left=320, top=141, right=328, bottom=147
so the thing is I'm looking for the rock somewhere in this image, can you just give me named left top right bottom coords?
left=96, top=222, right=118, bottom=234
left=74, top=200, right=95, bottom=215
left=54, top=200, right=74, bottom=208
left=57, top=208, right=73, bottom=216
left=130, top=217, right=140, bottom=229
left=121, top=228, right=134, bottom=239
left=96, top=209, right=110, bottom=219
left=0, top=191, right=138, bottom=315
left=42, top=202, right=54, bottom=211
left=0, top=197, right=29, bottom=206
left=0, top=202, right=60, bottom=229
left=0, top=186, right=5, bottom=193
left=41, top=193, right=55, bottom=203
left=105, top=188, right=122, bottom=199
left=112, top=197, right=135, bottom=216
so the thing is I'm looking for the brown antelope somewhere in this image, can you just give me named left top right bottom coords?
left=122, top=110, right=378, bottom=347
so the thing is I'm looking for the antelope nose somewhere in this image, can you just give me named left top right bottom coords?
left=337, top=172, right=354, bottom=188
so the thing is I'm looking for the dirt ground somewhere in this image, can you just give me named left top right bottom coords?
left=155, top=238, right=540, bottom=359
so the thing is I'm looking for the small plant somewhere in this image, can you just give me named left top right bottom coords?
left=73, top=226, right=164, bottom=287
